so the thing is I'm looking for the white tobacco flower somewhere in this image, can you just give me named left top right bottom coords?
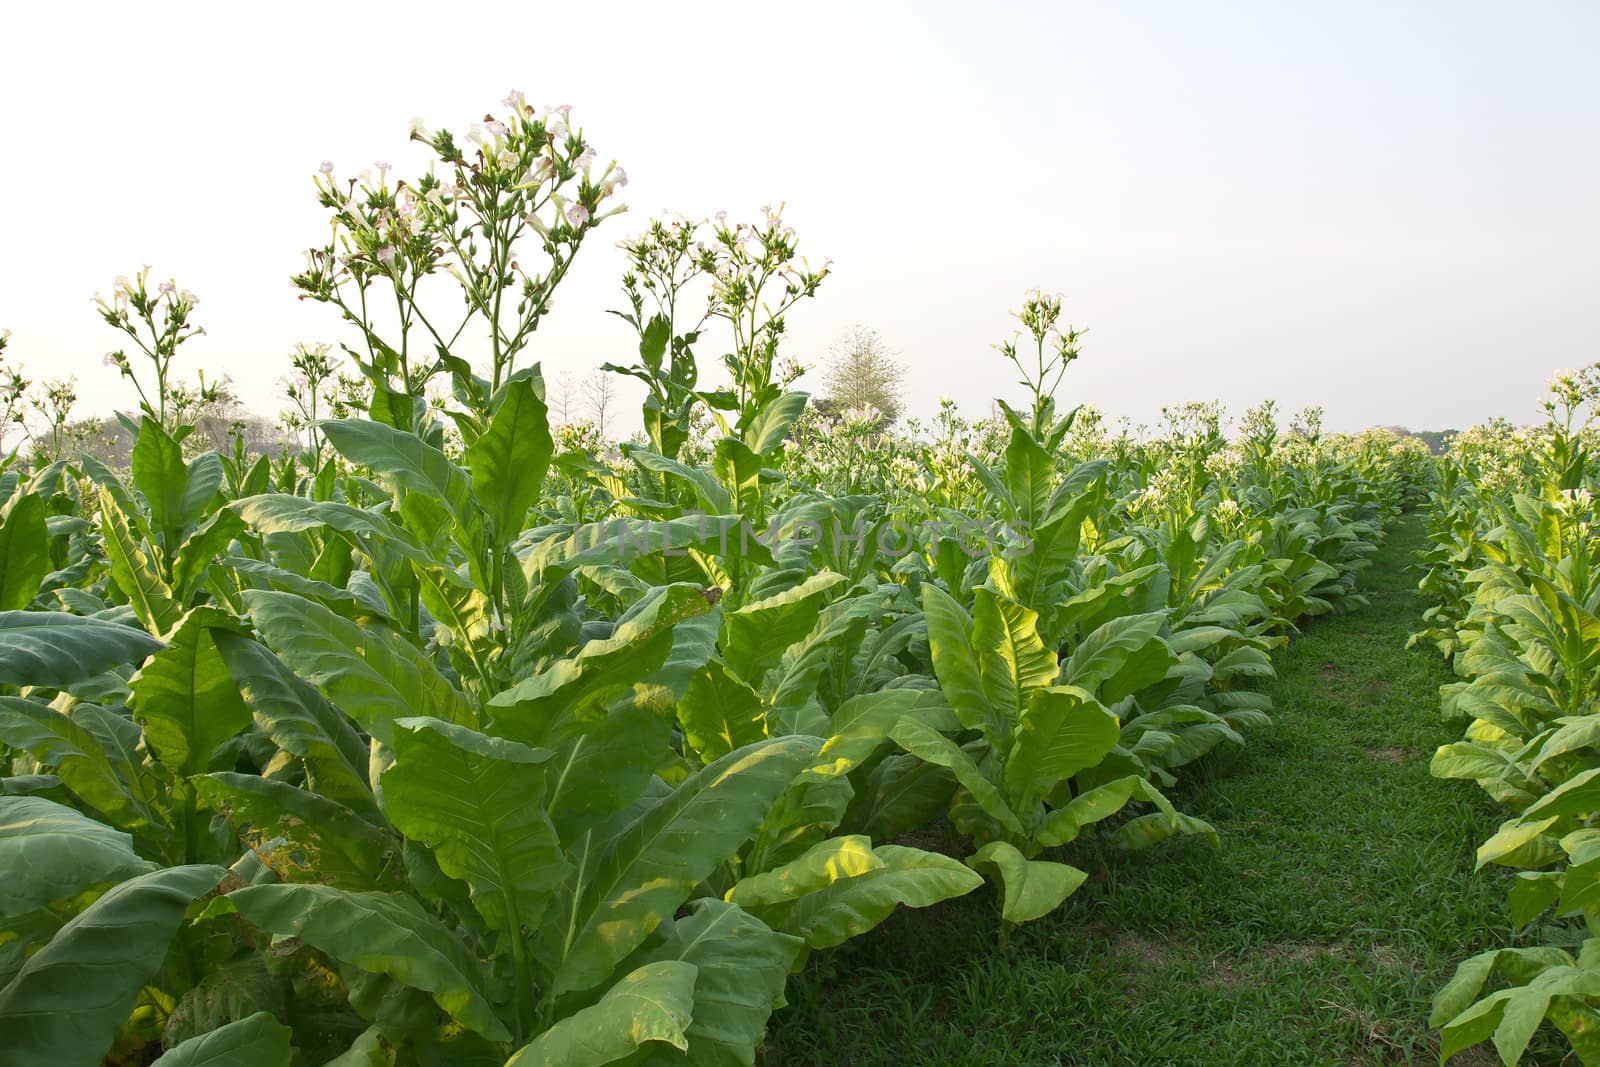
left=545, top=104, right=572, bottom=117
left=319, top=160, right=334, bottom=175
left=180, top=290, right=198, bottom=305
left=158, top=281, right=175, bottom=295
left=502, top=90, right=525, bottom=109
left=374, top=246, right=396, bottom=265
left=102, top=351, right=118, bottom=366
left=114, top=275, right=131, bottom=293
left=485, top=120, right=509, bottom=139
left=574, top=146, right=597, bottom=169
left=566, top=204, right=590, bottom=226
left=608, top=166, right=628, bottom=187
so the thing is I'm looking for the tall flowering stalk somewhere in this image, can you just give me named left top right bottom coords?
left=94, top=267, right=208, bottom=429
left=293, top=94, right=626, bottom=424
left=994, top=288, right=1083, bottom=438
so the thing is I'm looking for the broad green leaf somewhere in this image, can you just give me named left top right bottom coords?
left=1004, top=686, right=1120, bottom=807
left=172, top=510, right=246, bottom=603
left=464, top=372, right=553, bottom=545
left=1035, top=773, right=1157, bottom=848
left=216, top=883, right=509, bottom=1041
left=972, top=587, right=1056, bottom=742
left=130, top=416, right=188, bottom=544
left=150, top=1011, right=293, bottom=1067
left=966, top=840, right=1087, bottom=923
left=721, top=571, right=845, bottom=684
left=213, top=631, right=374, bottom=815
left=320, top=419, right=481, bottom=539
left=742, top=391, right=809, bottom=455
left=490, top=584, right=710, bottom=739
left=0, top=493, right=48, bottom=611
left=635, top=899, right=803, bottom=1067
left=98, top=487, right=182, bottom=635
left=194, top=773, right=398, bottom=890
left=382, top=717, right=566, bottom=936
left=230, top=494, right=434, bottom=565
left=1062, top=612, right=1167, bottom=693
left=678, top=659, right=767, bottom=763
left=244, top=589, right=475, bottom=743
left=539, top=735, right=821, bottom=999
left=0, top=610, right=162, bottom=687
left=0, top=795, right=154, bottom=919
left=0, top=864, right=225, bottom=1067
left=887, top=718, right=1023, bottom=836
left=730, top=836, right=981, bottom=949
left=539, top=705, right=670, bottom=848
left=506, top=961, right=696, bottom=1066
left=128, top=608, right=251, bottom=775
left=922, top=583, right=994, bottom=737
left=0, top=698, right=155, bottom=828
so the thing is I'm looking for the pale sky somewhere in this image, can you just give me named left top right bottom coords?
left=3, top=1, right=1596, bottom=438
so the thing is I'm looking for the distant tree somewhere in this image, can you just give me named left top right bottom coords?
left=584, top=369, right=616, bottom=440
left=820, top=325, right=907, bottom=427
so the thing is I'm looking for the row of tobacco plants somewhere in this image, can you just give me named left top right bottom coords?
left=1414, top=368, right=1600, bottom=1065
left=0, top=97, right=1423, bottom=1066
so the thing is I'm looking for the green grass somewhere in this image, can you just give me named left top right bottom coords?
left=764, top=517, right=1550, bottom=1066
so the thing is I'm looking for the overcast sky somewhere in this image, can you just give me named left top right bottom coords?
left=3, top=1, right=1595, bottom=437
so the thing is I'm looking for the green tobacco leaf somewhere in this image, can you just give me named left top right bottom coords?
left=490, top=584, right=711, bottom=741
left=922, top=584, right=994, bottom=737
left=0, top=864, right=225, bottom=1067
left=320, top=419, right=481, bottom=539
left=171, top=509, right=246, bottom=604
left=742, top=390, right=809, bottom=455
left=1004, top=686, right=1120, bottom=807
left=1035, top=773, right=1167, bottom=847
left=1062, top=612, right=1167, bottom=693
left=539, top=705, right=669, bottom=849
left=194, top=773, right=398, bottom=890
left=539, top=735, right=821, bottom=999
left=130, top=416, right=188, bottom=544
left=677, top=659, right=767, bottom=763
left=966, top=840, right=1087, bottom=923
left=721, top=571, right=846, bottom=684
left=244, top=589, right=475, bottom=743
left=212, top=631, right=374, bottom=815
left=730, top=836, right=981, bottom=950
left=1002, top=424, right=1054, bottom=524
left=0, top=795, right=154, bottom=919
left=464, top=372, right=553, bottom=546
left=0, top=493, right=48, bottom=611
left=230, top=494, right=435, bottom=565
left=634, top=899, right=802, bottom=1066
left=98, top=486, right=182, bottom=635
left=972, top=588, right=1057, bottom=740
left=506, top=961, right=696, bottom=1066
left=128, top=608, right=251, bottom=776
left=382, top=717, right=566, bottom=936
left=217, top=883, right=509, bottom=1041
left=0, top=698, right=156, bottom=828
left=0, top=610, right=163, bottom=687
left=888, top=717, right=1023, bottom=836
left=150, top=1011, right=293, bottom=1067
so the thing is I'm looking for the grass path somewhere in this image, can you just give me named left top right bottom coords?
left=766, top=517, right=1538, bottom=1066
